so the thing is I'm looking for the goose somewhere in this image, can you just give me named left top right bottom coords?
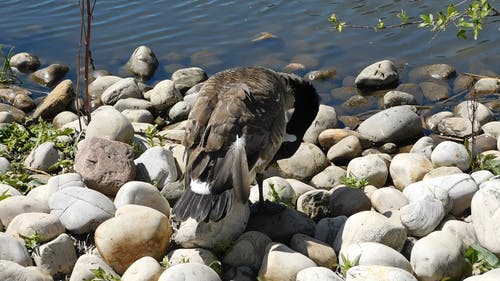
left=172, top=66, right=319, bottom=222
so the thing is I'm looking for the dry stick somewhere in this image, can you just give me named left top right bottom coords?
left=84, top=0, right=92, bottom=122
left=76, top=0, right=84, bottom=132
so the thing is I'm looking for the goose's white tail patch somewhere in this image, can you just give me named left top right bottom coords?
left=190, top=180, right=211, bottom=195
left=284, top=133, right=297, bottom=142
left=233, top=135, right=245, bottom=149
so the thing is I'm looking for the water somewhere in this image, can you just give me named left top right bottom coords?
left=0, top=0, right=498, bottom=112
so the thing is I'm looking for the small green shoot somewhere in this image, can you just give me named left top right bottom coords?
left=0, top=190, right=11, bottom=201
left=341, top=175, right=368, bottom=189
left=84, top=267, right=121, bottom=281
left=144, top=125, right=164, bottom=147
left=267, top=182, right=295, bottom=208
left=0, top=44, right=17, bottom=85
left=160, top=256, right=170, bottom=268
left=464, top=244, right=500, bottom=276
left=20, top=231, right=42, bottom=253
left=335, top=253, right=361, bottom=276
left=209, top=259, right=223, bottom=277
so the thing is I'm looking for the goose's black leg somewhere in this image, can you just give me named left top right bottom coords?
left=257, top=173, right=264, bottom=205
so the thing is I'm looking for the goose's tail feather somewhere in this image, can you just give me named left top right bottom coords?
left=172, top=187, right=234, bottom=222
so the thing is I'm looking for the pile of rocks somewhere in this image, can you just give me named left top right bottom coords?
left=0, top=46, right=499, bottom=281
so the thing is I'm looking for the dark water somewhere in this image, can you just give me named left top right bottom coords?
left=0, top=0, right=498, bottom=114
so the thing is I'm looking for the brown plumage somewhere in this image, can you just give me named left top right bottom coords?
left=172, top=67, right=319, bottom=222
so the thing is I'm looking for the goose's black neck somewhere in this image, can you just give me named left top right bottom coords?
left=273, top=73, right=320, bottom=160
left=283, top=74, right=320, bottom=139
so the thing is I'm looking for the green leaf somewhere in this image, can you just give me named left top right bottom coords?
left=329, top=13, right=338, bottom=23
left=457, top=29, right=467, bottom=39
left=397, top=9, right=409, bottom=24
left=377, top=18, right=384, bottom=29
left=0, top=190, right=11, bottom=201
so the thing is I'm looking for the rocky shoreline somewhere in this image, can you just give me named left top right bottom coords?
left=0, top=45, right=499, bottom=281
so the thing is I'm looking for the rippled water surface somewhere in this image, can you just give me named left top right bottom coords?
left=0, top=0, right=498, bottom=111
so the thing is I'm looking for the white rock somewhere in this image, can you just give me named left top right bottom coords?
left=86, top=105, right=135, bottom=143
left=340, top=242, right=412, bottom=273
left=310, top=165, right=346, bottom=190
left=101, top=77, right=142, bottom=105
left=158, top=263, right=221, bottom=281
left=426, top=111, right=454, bottom=131
left=400, top=198, right=445, bottom=237
left=334, top=211, right=407, bottom=253
left=423, top=166, right=462, bottom=179
left=95, top=205, right=172, bottom=274
left=147, top=79, right=182, bottom=111
left=0, top=183, right=22, bottom=197
left=346, top=265, right=417, bottom=281
left=402, top=181, right=452, bottom=214
left=431, top=141, right=471, bottom=171
left=134, top=146, right=179, bottom=190
left=410, top=231, right=464, bottom=281
left=127, top=45, right=158, bottom=79
left=303, top=104, right=338, bottom=144
left=114, top=181, right=170, bottom=216
left=6, top=212, right=65, bottom=243
left=49, top=186, right=115, bottom=234
left=482, top=121, right=500, bottom=139
left=409, top=136, right=435, bottom=159
left=441, top=220, right=478, bottom=249
left=454, top=100, right=494, bottom=126
left=290, top=233, right=337, bottom=269
left=471, top=183, right=500, bottom=255
left=23, top=142, right=62, bottom=172
left=0, top=260, right=53, bottom=281
left=357, top=105, right=421, bottom=143
left=390, top=153, right=433, bottom=190
left=33, top=233, right=77, bottom=276
left=167, top=248, right=215, bottom=266
left=249, top=176, right=297, bottom=205
left=121, top=256, right=164, bottom=281
left=69, top=254, right=118, bottom=281
left=258, top=242, right=316, bottom=281
left=175, top=197, right=250, bottom=248
left=347, top=154, right=388, bottom=187
left=0, top=196, right=49, bottom=227
left=296, top=267, right=341, bottom=281
left=327, top=135, right=362, bottom=162
left=52, top=111, right=79, bottom=129
left=0, top=157, right=10, bottom=175
left=471, top=170, right=495, bottom=185
left=0, top=232, right=32, bottom=266
left=355, top=60, right=399, bottom=89
left=122, top=109, right=154, bottom=123
left=370, top=187, right=408, bottom=214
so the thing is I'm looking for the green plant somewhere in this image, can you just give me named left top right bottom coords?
left=341, top=175, right=368, bottom=189
left=329, top=0, right=498, bottom=40
left=160, top=256, right=170, bottom=268
left=335, top=253, right=361, bottom=276
left=474, top=153, right=500, bottom=175
left=209, top=260, right=223, bottom=277
left=20, top=230, right=42, bottom=253
left=0, top=190, right=11, bottom=201
left=0, top=44, right=17, bottom=84
left=84, top=267, right=121, bottom=281
left=144, top=125, right=164, bottom=147
left=267, top=182, right=295, bottom=208
left=0, top=119, right=77, bottom=193
left=465, top=244, right=500, bottom=276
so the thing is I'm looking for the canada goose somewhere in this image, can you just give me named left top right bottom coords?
left=172, top=67, right=319, bottom=222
